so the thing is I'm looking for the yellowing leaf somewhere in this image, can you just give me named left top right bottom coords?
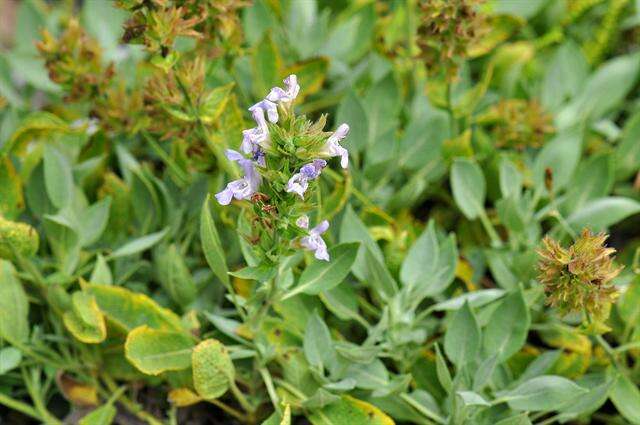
left=168, top=388, right=202, bottom=407
left=56, top=373, right=98, bottom=407
left=125, top=326, right=194, bottom=375
left=3, top=111, right=70, bottom=155
left=192, top=339, right=235, bottom=399
left=0, top=216, right=39, bottom=260
left=284, top=58, right=329, bottom=100
left=308, top=396, right=395, bottom=425
left=0, top=158, right=24, bottom=220
left=63, top=291, right=106, bottom=344
left=89, top=284, right=183, bottom=332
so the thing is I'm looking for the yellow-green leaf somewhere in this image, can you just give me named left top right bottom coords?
left=0, top=216, right=39, bottom=260
left=125, top=325, right=194, bottom=375
left=0, top=158, right=24, bottom=219
left=3, top=111, right=69, bottom=155
left=63, top=291, right=106, bottom=344
left=192, top=339, right=235, bottom=399
left=89, top=284, right=183, bottom=332
left=308, top=396, right=394, bottom=425
left=0, top=260, right=29, bottom=344
left=168, top=388, right=202, bottom=407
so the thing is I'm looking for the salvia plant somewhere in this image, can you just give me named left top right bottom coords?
left=1, top=1, right=640, bottom=425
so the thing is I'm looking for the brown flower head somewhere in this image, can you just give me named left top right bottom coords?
left=416, top=0, right=485, bottom=79
left=537, top=229, right=622, bottom=321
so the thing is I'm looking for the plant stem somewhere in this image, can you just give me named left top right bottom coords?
left=0, top=392, right=42, bottom=422
left=229, top=379, right=254, bottom=414
left=259, top=367, right=281, bottom=416
left=102, top=375, right=164, bottom=425
left=207, top=398, right=249, bottom=422
left=479, top=211, right=502, bottom=248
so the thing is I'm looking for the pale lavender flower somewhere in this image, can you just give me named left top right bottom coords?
left=301, top=220, right=330, bottom=261
left=241, top=105, right=271, bottom=155
left=285, top=159, right=327, bottom=198
left=321, top=124, right=350, bottom=168
left=296, top=215, right=309, bottom=229
left=215, top=150, right=262, bottom=205
left=266, top=75, right=300, bottom=103
left=250, top=100, right=278, bottom=124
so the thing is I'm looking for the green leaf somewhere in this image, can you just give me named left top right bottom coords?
left=400, top=221, right=438, bottom=288
left=0, top=347, right=21, bottom=375
left=499, top=157, right=523, bottom=199
left=90, top=284, right=183, bottom=332
left=533, top=126, right=582, bottom=192
left=336, top=91, right=368, bottom=153
left=610, top=374, right=640, bottom=424
left=125, top=326, right=193, bottom=375
left=252, top=32, right=282, bottom=98
left=562, top=153, right=613, bottom=215
left=451, top=158, right=486, bottom=219
left=497, top=375, right=587, bottom=412
left=284, top=243, right=359, bottom=298
left=78, top=198, right=112, bottom=247
left=557, top=53, right=640, bottom=129
left=201, top=197, right=229, bottom=287
left=483, top=287, right=530, bottom=361
left=616, top=111, right=640, bottom=180
left=90, top=254, right=112, bottom=285
left=0, top=260, right=29, bottom=344
left=444, top=302, right=480, bottom=368
left=304, top=312, right=337, bottom=372
left=340, top=205, right=384, bottom=282
left=154, top=244, right=197, bottom=307
left=434, top=344, right=453, bottom=392
left=109, top=228, right=168, bottom=259
left=192, top=339, right=235, bottom=400
left=79, top=404, right=117, bottom=425
left=44, top=145, right=74, bottom=209
left=363, top=248, right=398, bottom=301
left=567, top=197, right=640, bottom=232
left=63, top=291, right=106, bottom=344
left=457, top=390, right=490, bottom=407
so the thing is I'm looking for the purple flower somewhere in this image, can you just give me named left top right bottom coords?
left=266, top=75, right=300, bottom=103
left=285, top=159, right=327, bottom=198
left=321, top=124, right=349, bottom=168
left=215, top=150, right=262, bottom=205
left=249, top=100, right=278, bottom=124
left=301, top=220, right=330, bottom=261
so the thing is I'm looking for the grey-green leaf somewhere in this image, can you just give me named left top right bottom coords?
left=451, top=158, right=486, bottom=219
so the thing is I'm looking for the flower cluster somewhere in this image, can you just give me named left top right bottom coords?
left=537, top=229, right=622, bottom=322
left=416, top=0, right=485, bottom=79
left=477, top=99, right=554, bottom=149
left=117, top=0, right=248, bottom=61
left=37, top=18, right=114, bottom=102
left=216, top=75, right=350, bottom=261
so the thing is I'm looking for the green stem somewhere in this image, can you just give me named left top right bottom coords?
left=207, top=398, right=249, bottom=423
left=479, top=211, right=502, bottom=248
left=259, top=367, right=281, bottom=416
left=102, top=375, right=164, bottom=425
left=613, top=341, right=640, bottom=353
left=0, top=392, right=42, bottom=421
left=229, top=379, right=254, bottom=414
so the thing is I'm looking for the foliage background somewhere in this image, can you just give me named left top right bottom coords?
left=1, top=0, right=640, bottom=424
